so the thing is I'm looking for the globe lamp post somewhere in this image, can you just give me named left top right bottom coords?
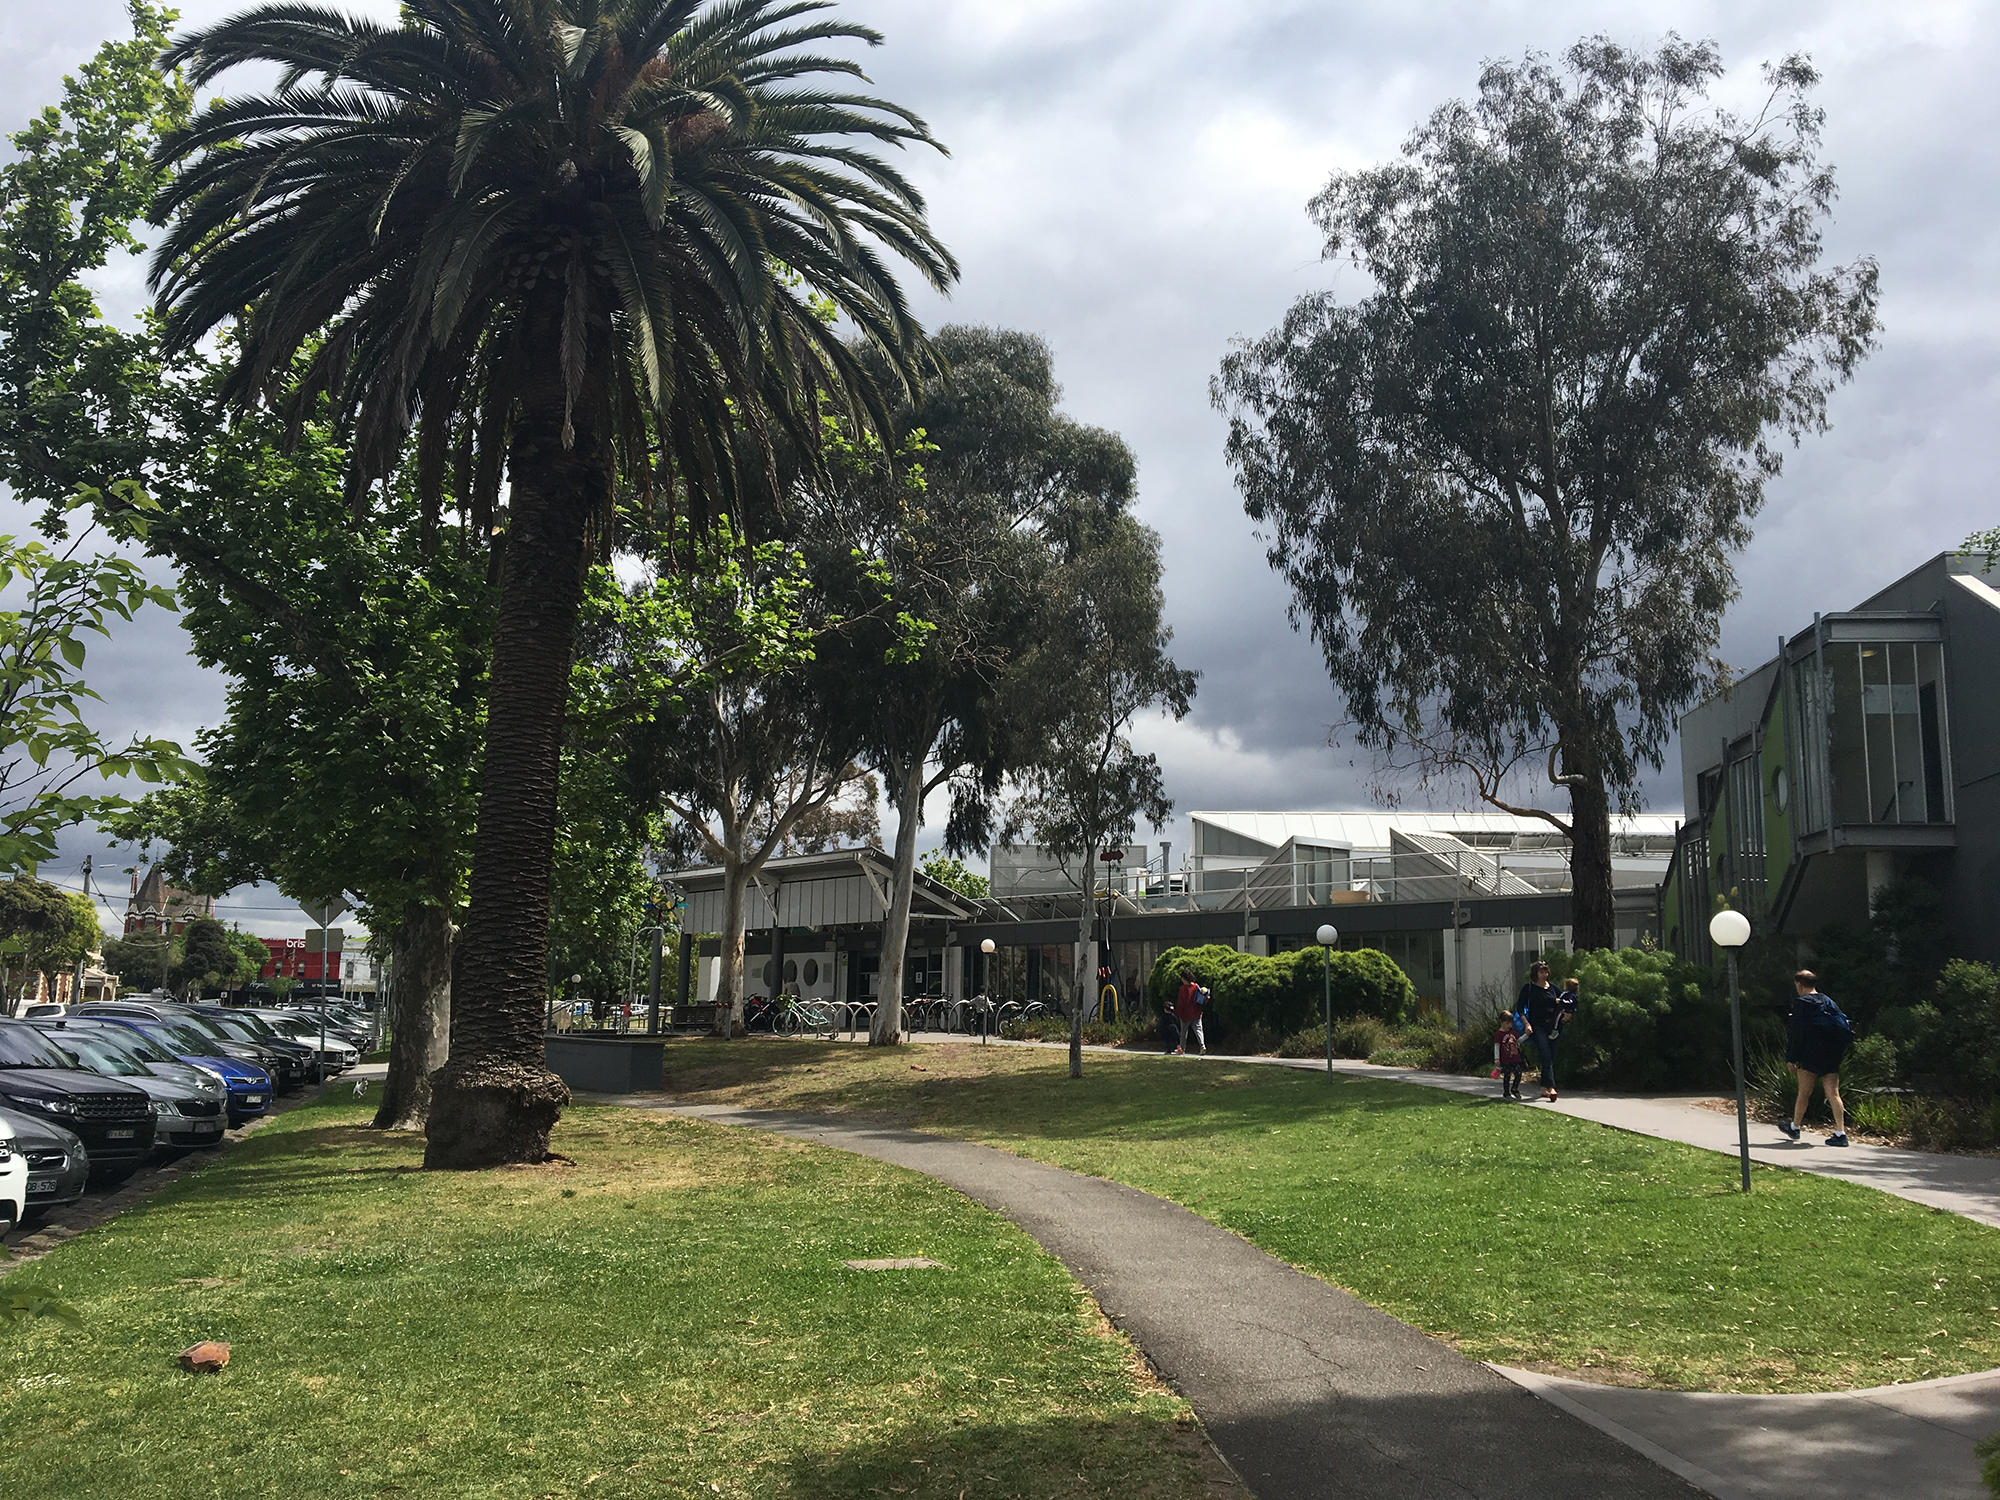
left=979, top=938, right=996, bottom=1044
left=1710, top=909, right=1753, bottom=1192
left=1317, top=924, right=1340, bottom=1076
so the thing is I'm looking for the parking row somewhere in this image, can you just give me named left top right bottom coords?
left=0, top=998, right=374, bottom=1227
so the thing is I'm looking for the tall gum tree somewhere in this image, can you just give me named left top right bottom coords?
left=804, top=328, right=1136, bottom=1045
left=1212, top=38, right=1878, bottom=947
left=1009, top=516, right=1195, bottom=1079
left=149, top=0, right=955, bottom=1166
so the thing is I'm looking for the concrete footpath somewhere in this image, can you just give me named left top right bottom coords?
left=643, top=1100, right=1705, bottom=1500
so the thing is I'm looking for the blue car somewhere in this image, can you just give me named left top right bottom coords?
left=84, top=1017, right=272, bottom=1128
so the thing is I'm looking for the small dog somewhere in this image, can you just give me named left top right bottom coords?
left=351, top=1080, right=369, bottom=1098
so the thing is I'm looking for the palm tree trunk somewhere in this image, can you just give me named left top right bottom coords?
left=715, top=861, right=751, bottom=1035
left=871, top=760, right=924, bottom=1046
left=374, top=899, right=452, bottom=1132
left=425, top=325, right=601, bottom=1167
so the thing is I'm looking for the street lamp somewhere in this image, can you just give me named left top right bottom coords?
left=1316, top=924, right=1339, bottom=1077
left=979, top=939, right=996, bottom=1045
left=1710, top=908, right=1754, bottom=1192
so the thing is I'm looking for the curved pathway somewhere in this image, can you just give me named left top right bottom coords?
left=640, top=1100, right=1703, bottom=1499
left=608, top=1097, right=2000, bottom=1500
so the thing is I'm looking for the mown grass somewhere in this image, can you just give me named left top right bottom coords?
left=0, top=1091, right=1205, bottom=1500
left=665, top=1039, right=2000, bottom=1393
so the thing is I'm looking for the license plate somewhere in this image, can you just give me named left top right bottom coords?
left=194, top=1121, right=221, bottom=1133
left=28, top=1175, right=55, bottom=1192
left=242, top=1095, right=264, bottom=1105
left=107, top=1128, right=135, bottom=1139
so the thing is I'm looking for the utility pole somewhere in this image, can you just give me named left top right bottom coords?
left=74, top=854, right=93, bottom=1005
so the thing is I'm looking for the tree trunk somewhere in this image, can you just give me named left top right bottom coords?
left=1566, top=742, right=1616, bottom=953
left=715, top=861, right=751, bottom=1036
left=871, top=760, right=925, bottom=1047
left=1070, top=843, right=1096, bottom=1079
left=374, top=900, right=452, bottom=1132
left=425, top=302, right=601, bottom=1169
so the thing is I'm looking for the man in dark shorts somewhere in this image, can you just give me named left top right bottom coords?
left=1780, top=970, right=1851, bottom=1147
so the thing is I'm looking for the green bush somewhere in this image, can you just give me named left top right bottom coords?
left=1975, top=1431, right=1999, bottom=1498
left=1333, top=1014, right=1392, bottom=1058
left=1147, top=943, right=1415, bottom=1039
left=1557, top=946, right=1729, bottom=1088
left=1368, top=1046, right=1430, bottom=1068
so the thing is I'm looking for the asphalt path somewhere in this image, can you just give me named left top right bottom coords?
left=639, top=1100, right=1704, bottom=1500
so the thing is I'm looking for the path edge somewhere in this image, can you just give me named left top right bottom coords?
left=1490, top=1365, right=1745, bottom=1500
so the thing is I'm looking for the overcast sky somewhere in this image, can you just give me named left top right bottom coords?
left=5, top=0, right=1995, bottom=932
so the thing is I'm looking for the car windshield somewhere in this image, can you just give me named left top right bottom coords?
left=47, top=1030, right=151, bottom=1078
left=0, top=1021, right=80, bottom=1069
left=173, top=1014, right=233, bottom=1042
left=221, top=1012, right=277, bottom=1037
left=207, top=1016, right=262, bottom=1042
left=146, top=1021, right=220, bottom=1055
left=87, top=1026, right=175, bottom=1065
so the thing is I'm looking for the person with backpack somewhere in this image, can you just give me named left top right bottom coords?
left=1781, top=969, right=1853, bottom=1146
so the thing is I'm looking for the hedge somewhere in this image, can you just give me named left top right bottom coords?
left=1146, top=943, right=1414, bottom=1036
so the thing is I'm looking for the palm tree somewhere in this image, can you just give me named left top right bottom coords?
left=151, top=0, right=956, bottom=1167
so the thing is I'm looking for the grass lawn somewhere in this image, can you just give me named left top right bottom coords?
left=0, top=1091, right=1208, bottom=1500
left=664, top=1039, right=2000, bottom=1394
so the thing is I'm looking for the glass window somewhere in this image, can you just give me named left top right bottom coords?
left=1804, top=638, right=1951, bottom=829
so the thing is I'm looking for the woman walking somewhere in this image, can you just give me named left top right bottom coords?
left=1518, top=961, right=1562, bottom=1101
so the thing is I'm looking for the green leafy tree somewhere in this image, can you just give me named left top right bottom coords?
left=1009, top=517, right=1196, bottom=1078
left=1212, top=38, right=1880, bottom=949
left=170, top=914, right=237, bottom=997
left=805, top=328, right=1134, bottom=1045
left=153, top=0, right=956, bottom=1168
left=101, top=930, right=173, bottom=994
left=919, top=851, right=988, bottom=901
left=0, top=879, right=103, bottom=1009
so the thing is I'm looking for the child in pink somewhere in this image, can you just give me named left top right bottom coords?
left=1494, top=1018, right=1524, bottom=1099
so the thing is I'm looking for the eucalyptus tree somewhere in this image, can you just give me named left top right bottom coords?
left=804, top=327, right=1136, bottom=1045
left=151, top=0, right=955, bottom=1166
left=1010, top=516, right=1195, bottom=1079
left=1213, top=38, right=1878, bottom=948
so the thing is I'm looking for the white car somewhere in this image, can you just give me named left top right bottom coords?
left=0, top=1117, right=26, bottom=1226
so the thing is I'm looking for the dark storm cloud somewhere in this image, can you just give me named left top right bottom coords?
left=7, top=0, right=1997, bottom=887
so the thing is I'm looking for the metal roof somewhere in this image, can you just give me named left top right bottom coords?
left=1189, top=810, right=1682, bottom=853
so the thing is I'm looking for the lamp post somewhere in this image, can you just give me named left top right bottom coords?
left=1710, top=908, right=1754, bottom=1192
left=1316, top=924, right=1339, bottom=1076
left=980, top=938, right=996, bottom=1045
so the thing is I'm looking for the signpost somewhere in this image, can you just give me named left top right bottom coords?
left=300, top=897, right=350, bottom=1081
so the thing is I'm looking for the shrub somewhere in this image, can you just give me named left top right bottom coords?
left=1147, top=943, right=1416, bottom=1038
left=1557, top=946, right=1728, bottom=1089
left=1333, top=1014, right=1392, bottom=1058
left=1847, top=1093, right=1902, bottom=1137
left=1976, top=1431, right=1999, bottom=1498
left=1277, top=1025, right=1329, bottom=1059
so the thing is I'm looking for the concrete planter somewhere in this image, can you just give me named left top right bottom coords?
left=544, top=1035, right=665, bottom=1094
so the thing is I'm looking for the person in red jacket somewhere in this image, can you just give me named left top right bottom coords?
left=1174, top=974, right=1207, bottom=1056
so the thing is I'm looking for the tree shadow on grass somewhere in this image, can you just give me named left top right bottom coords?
left=780, top=1413, right=1212, bottom=1500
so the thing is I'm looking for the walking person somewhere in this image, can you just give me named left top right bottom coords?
left=1781, top=970, right=1854, bottom=1146
left=1493, top=1012, right=1525, bottom=1099
left=1173, top=972, right=1208, bottom=1056
left=1518, top=961, right=1562, bottom=1101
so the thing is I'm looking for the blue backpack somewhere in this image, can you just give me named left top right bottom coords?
left=1803, top=993, right=1855, bottom=1041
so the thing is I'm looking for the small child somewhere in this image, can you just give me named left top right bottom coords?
left=1160, top=1005, right=1182, bottom=1055
left=1552, top=978, right=1580, bottom=1039
left=1494, top=1016, right=1525, bottom=1099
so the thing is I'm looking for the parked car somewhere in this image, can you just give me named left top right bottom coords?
left=242, top=1009, right=364, bottom=1068
left=48, top=1017, right=236, bottom=1099
left=0, top=1019, right=156, bottom=1182
left=35, top=1023, right=228, bottom=1154
left=189, top=1005, right=355, bottom=1079
left=182, top=1006, right=326, bottom=1083
left=0, top=1105, right=87, bottom=1219
left=74, top=1016, right=271, bottom=1128
left=0, top=1112, right=25, bottom=1225
left=18, top=1002, right=71, bottom=1019
left=77, top=1001, right=306, bottom=1094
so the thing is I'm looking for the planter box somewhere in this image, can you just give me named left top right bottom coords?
left=544, top=1035, right=665, bottom=1094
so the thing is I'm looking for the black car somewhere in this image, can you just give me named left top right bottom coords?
left=0, top=1020, right=156, bottom=1182
left=186, top=1005, right=341, bottom=1081
left=37, top=1023, right=228, bottom=1154
left=77, top=1001, right=308, bottom=1094
left=0, top=1105, right=88, bottom=1218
